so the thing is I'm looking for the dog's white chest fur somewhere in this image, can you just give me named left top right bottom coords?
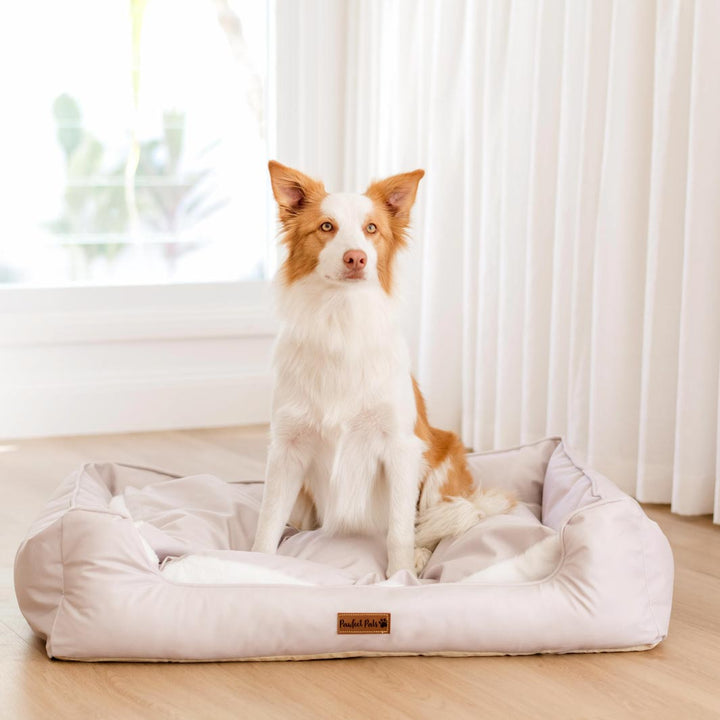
left=272, top=277, right=417, bottom=534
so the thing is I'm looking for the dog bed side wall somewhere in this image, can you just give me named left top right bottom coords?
left=44, top=498, right=670, bottom=660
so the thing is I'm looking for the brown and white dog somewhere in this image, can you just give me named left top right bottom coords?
left=252, top=161, right=514, bottom=576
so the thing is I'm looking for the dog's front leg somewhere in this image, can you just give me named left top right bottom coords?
left=384, top=436, right=423, bottom=577
left=252, top=424, right=314, bottom=554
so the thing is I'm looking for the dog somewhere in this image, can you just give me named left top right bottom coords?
left=252, top=161, right=515, bottom=576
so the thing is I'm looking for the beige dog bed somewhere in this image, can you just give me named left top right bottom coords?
left=14, top=438, right=673, bottom=661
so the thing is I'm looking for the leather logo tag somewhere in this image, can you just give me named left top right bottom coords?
left=337, top=613, right=391, bottom=634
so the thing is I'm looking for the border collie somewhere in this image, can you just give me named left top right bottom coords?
left=252, top=161, right=514, bottom=576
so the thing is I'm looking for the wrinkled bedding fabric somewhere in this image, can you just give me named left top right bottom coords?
left=14, top=438, right=674, bottom=661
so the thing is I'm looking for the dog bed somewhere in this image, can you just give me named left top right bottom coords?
left=14, top=437, right=673, bottom=661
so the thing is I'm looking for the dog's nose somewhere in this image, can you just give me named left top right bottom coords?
left=343, top=250, right=367, bottom=269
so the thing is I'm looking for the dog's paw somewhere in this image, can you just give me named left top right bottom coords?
left=386, top=552, right=417, bottom=578
left=386, top=562, right=416, bottom=578
left=251, top=539, right=277, bottom=554
left=414, top=547, right=432, bottom=575
left=386, top=542, right=416, bottom=578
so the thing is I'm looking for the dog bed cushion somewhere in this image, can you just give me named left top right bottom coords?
left=14, top=437, right=673, bottom=661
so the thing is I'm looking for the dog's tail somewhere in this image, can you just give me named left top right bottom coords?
left=414, top=488, right=516, bottom=549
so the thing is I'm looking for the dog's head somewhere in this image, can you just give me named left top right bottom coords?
left=268, top=161, right=424, bottom=294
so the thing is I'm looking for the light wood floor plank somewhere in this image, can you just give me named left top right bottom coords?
left=1, top=427, right=718, bottom=719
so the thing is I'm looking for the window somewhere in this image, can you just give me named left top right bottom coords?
left=0, top=0, right=270, bottom=286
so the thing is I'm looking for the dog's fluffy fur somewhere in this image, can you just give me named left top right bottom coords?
left=252, top=161, right=514, bottom=576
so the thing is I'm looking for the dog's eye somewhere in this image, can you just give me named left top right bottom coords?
left=366, top=223, right=377, bottom=234
left=320, top=222, right=334, bottom=232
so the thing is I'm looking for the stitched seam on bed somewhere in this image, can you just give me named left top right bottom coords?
left=555, top=442, right=603, bottom=503
left=68, top=464, right=86, bottom=509
left=47, top=513, right=67, bottom=658
left=531, top=497, right=631, bottom=589
left=637, top=504, right=663, bottom=641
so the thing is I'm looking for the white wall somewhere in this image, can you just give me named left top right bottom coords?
left=0, top=282, right=275, bottom=439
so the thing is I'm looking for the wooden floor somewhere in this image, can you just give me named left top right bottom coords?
left=1, top=427, right=719, bottom=720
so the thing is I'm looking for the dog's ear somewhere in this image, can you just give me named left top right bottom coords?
left=268, top=161, right=326, bottom=222
left=365, top=170, right=425, bottom=225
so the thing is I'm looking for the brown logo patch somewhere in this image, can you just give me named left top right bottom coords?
left=337, top=613, right=391, bottom=634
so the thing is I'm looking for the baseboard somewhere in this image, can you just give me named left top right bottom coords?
left=2, top=371, right=272, bottom=440
left=0, top=281, right=275, bottom=439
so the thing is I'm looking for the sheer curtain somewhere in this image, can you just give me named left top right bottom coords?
left=275, top=0, right=720, bottom=523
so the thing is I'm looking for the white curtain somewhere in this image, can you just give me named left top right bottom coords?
left=275, top=0, right=720, bottom=523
